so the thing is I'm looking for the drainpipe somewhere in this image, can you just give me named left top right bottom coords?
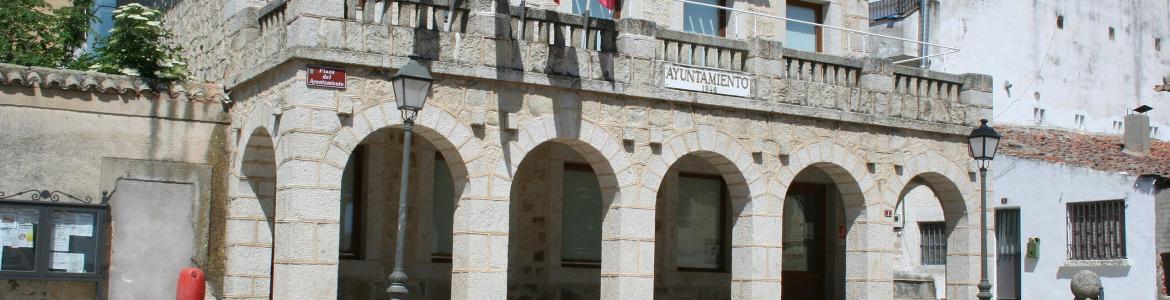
left=918, top=0, right=930, bottom=69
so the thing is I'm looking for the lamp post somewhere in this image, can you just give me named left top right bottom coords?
left=967, top=119, right=1001, bottom=300
left=386, top=57, right=434, bottom=300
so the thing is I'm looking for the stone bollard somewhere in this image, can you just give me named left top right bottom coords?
left=1071, top=270, right=1102, bottom=300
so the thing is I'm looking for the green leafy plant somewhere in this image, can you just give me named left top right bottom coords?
left=86, top=3, right=187, bottom=82
left=0, top=0, right=94, bottom=67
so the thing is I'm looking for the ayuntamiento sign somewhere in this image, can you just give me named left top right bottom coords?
left=663, top=63, right=751, bottom=97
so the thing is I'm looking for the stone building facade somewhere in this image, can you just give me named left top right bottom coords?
left=158, top=0, right=995, bottom=299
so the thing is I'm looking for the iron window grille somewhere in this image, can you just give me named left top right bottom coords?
left=1066, top=200, right=1126, bottom=260
left=919, top=222, right=947, bottom=265
left=1162, top=252, right=1169, bottom=296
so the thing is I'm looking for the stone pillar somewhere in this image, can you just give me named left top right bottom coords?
left=271, top=169, right=342, bottom=299
left=746, top=38, right=784, bottom=102
left=450, top=152, right=510, bottom=300
left=224, top=137, right=277, bottom=299
left=600, top=184, right=657, bottom=299
left=466, top=0, right=511, bottom=38
left=268, top=101, right=345, bottom=299
left=861, top=57, right=895, bottom=118
left=615, top=19, right=658, bottom=87
left=960, top=73, right=993, bottom=126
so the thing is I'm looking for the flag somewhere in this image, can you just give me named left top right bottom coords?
left=597, top=0, right=615, bottom=10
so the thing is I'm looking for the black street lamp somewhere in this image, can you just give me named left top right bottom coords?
left=386, top=57, right=433, bottom=300
left=968, top=119, right=1000, bottom=300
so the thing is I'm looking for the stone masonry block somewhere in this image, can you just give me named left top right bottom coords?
left=278, top=132, right=331, bottom=162
left=276, top=160, right=319, bottom=188
left=747, top=38, right=784, bottom=60
left=286, top=16, right=323, bottom=48
left=272, top=263, right=338, bottom=299
left=291, top=0, right=345, bottom=18
left=273, top=222, right=319, bottom=261
left=453, top=199, right=509, bottom=234
left=960, top=89, right=992, bottom=107
left=861, top=57, right=893, bottom=75
left=960, top=73, right=993, bottom=92
left=277, top=188, right=341, bottom=221
left=225, top=219, right=260, bottom=245
left=227, top=245, right=274, bottom=275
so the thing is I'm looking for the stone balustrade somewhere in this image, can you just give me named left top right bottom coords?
left=228, top=0, right=991, bottom=135
left=657, top=29, right=748, bottom=72
left=511, top=7, right=618, bottom=52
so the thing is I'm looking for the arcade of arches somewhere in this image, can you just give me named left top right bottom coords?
left=224, top=73, right=985, bottom=300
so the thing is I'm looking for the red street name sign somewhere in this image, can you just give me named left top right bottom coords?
left=307, top=66, right=346, bottom=89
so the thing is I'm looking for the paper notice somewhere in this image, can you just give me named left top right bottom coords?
left=75, top=214, right=94, bottom=237
left=51, top=252, right=85, bottom=273
left=52, top=224, right=70, bottom=251
left=0, top=222, right=16, bottom=248
left=15, top=224, right=33, bottom=248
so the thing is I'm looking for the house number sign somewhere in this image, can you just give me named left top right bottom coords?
left=307, top=66, right=347, bottom=89
left=663, top=63, right=751, bottom=97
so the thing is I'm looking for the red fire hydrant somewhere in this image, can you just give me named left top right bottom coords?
left=176, top=267, right=205, bottom=300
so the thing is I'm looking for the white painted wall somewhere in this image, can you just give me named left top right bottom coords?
left=894, top=185, right=948, bottom=299
left=873, top=0, right=1170, bottom=139
left=991, top=156, right=1160, bottom=300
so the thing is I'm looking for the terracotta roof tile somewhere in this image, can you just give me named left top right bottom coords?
left=0, top=63, right=226, bottom=103
left=998, top=125, right=1170, bottom=177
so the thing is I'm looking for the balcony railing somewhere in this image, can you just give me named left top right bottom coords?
left=893, top=66, right=963, bottom=122
left=511, top=7, right=617, bottom=52
left=869, top=0, right=919, bottom=26
left=334, top=0, right=471, bottom=32
left=657, top=30, right=748, bottom=72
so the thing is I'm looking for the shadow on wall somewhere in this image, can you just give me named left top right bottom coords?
left=1056, top=265, right=1132, bottom=279
left=1025, top=258, right=1038, bottom=273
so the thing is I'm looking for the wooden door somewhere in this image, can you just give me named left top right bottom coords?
left=781, top=183, right=827, bottom=299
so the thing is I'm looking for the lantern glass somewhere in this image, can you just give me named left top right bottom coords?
left=391, top=59, right=434, bottom=113
left=967, top=119, right=1001, bottom=161
left=393, top=76, right=431, bottom=111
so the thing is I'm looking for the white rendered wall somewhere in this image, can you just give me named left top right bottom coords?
left=924, top=0, right=1170, bottom=139
left=991, top=156, right=1159, bottom=300
left=894, top=185, right=948, bottom=299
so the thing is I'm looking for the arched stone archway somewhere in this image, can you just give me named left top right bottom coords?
left=893, top=151, right=978, bottom=300
left=224, top=127, right=277, bottom=299
left=778, top=140, right=884, bottom=299
left=642, top=125, right=777, bottom=299
left=266, top=101, right=485, bottom=299
left=503, top=116, right=642, bottom=299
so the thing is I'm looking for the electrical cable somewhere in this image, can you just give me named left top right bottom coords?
left=994, top=23, right=1059, bottom=119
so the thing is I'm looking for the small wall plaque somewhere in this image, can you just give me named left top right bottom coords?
left=306, top=66, right=346, bottom=89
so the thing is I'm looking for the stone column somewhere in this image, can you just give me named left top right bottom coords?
left=271, top=159, right=343, bottom=299
left=600, top=185, right=657, bottom=300
left=450, top=152, right=511, bottom=300
left=268, top=87, right=346, bottom=299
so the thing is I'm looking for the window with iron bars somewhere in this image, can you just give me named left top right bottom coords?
left=1066, top=200, right=1126, bottom=260
left=919, top=222, right=946, bottom=265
